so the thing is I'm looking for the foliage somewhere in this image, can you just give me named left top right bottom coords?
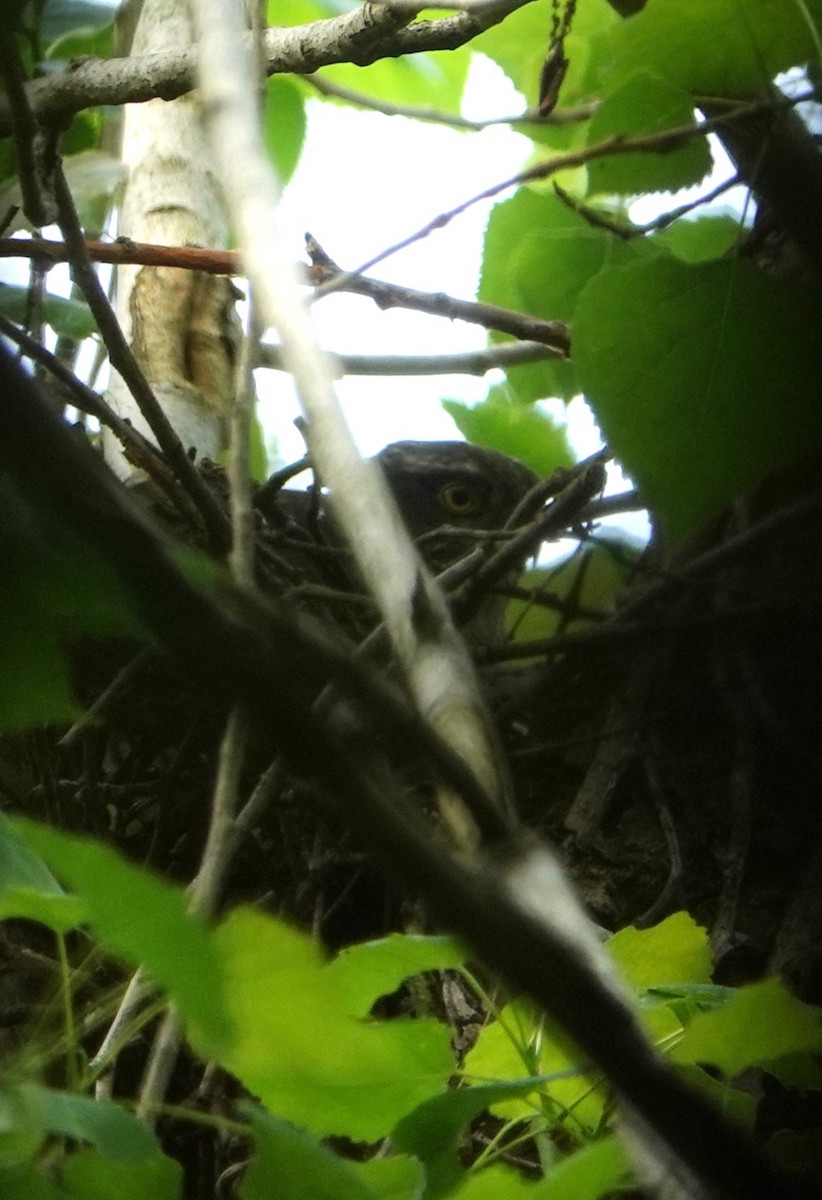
left=2, top=0, right=822, bottom=1197
left=3, top=821, right=822, bottom=1199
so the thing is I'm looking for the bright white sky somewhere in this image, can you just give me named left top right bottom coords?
left=261, top=55, right=597, bottom=467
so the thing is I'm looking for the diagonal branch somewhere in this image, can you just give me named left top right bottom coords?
left=0, top=0, right=537, bottom=137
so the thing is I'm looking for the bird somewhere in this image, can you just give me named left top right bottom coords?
left=256, top=440, right=538, bottom=646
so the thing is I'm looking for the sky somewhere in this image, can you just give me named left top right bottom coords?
left=260, top=54, right=588, bottom=467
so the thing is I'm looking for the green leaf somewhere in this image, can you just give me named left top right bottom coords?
left=673, top=977, right=822, bottom=1083
left=509, top=544, right=638, bottom=644
left=586, top=73, right=711, bottom=196
left=321, top=50, right=470, bottom=114
left=443, top=390, right=573, bottom=477
left=473, top=0, right=619, bottom=108
left=451, top=1138, right=631, bottom=1200
left=354, top=1155, right=425, bottom=1200
left=0, top=284, right=96, bottom=339
left=61, top=1147, right=182, bottom=1200
left=190, top=907, right=453, bottom=1140
left=46, top=20, right=114, bottom=62
left=0, top=886, right=86, bottom=933
left=264, top=77, right=306, bottom=187
left=0, top=812, right=65, bottom=895
left=12, top=820, right=229, bottom=1047
left=653, top=213, right=744, bottom=263
left=603, top=0, right=822, bottom=96
left=480, top=189, right=654, bottom=402
left=0, top=1161, right=69, bottom=1200
left=607, top=912, right=712, bottom=992
left=574, top=256, right=822, bottom=540
left=0, top=151, right=123, bottom=239
left=326, top=933, right=465, bottom=1018
left=530, top=1136, right=631, bottom=1200
left=393, top=1079, right=575, bottom=1200
left=461, top=1002, right=601, bottom=1133
left=240, top=1105, right=379, bottom=1200
left=10, top=1085, right=157, bottom=1162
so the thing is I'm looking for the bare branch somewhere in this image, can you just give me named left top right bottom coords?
left=305, top=71, right=594, bottom=129
left=258, top=339, right=557, bottom=376
left=0, top=1, right=537, bottom=137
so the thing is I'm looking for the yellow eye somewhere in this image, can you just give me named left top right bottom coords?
left=439, top=481, right=481, bottom=516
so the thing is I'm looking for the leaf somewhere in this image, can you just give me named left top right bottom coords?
left=264, top=78, right=307, bottom=187
left=480, top=189, right=655, bottom=402
left=673, top=977, right=822, bottom=1084
left=11, top=1085, right=157, bottom=1162
left=603, top=0, right=822, bottom=97
left=0, top=812, right=65, bottom=895
left=443, top=390, right=573, bottom=477
left=326, top=933, right=465, bottom=1018
left=240, top=1105, right=380, bottom=1200
left=61, top=1147, right=182, bottom=1200
left=574, top=255, right=822, bottom=540
left=393, top=1079, right=574, bottom=1200
left=509, top=544, right=638, bottom=644
left=0, top=1162, right=68, bottom=1200
left=586, top=72, right=712, bottom=196
left=0, top=284, right=96, bottom=340
left=461, top=1002, right=602, bottom=1133
left=450, top=1139, right=631, bottom=1200
left=472, top=0, right=619, bottom=109
left=0, top=151, right=124, bottom=239
left=12, top=820, right=229, bottom=1047
left=653, top=213, right=744, bottom=263
left=190, top=907, right=453, bottom=1140
left=354, top=1155, right=425, bottom=1200
left=607, top=912, right=712, bottom=991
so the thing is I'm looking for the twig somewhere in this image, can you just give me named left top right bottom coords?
left=50, top=167, right=231, bottom=551
left=0, top=29, right=53, bottom=227
left=304, top=71, right=595, bottom=129
left=306, top=238, right=570, bottom=352
left=259, top=340, right=557, bottom=376
left=0, top=235, right=570, bottom=354
left=553, top=173, right=743, bottom=240
left=0, top=313, right=195, bottom=511
left=191, top=0, right=518, bottom=838
left=317, top=92, right=812, bottom=288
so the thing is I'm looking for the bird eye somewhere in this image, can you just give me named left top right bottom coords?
left=439, top=481, right=481, bottom=516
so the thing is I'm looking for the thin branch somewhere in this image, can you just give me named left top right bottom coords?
left=305, top=71, right=594, bottom=129
left=1, top=343, right=811, bottom=1200
left=259, top=339, right=557, bottom=376
left=306, top=238, right=570, bottom=352
left=0, top=237, right=570, bottom=352
left=553, top=172, right=743, bottom=240
left=0, top=1, right=535, bottom=137
left=319, top=92, right=811, bottom=286
left=0, top=313, right=197, bottom=513
left=50, top=168, right=232, bottom=551
left=0, top=29, right=54, bottom=227
left=190, top=0, right=518, bottom=837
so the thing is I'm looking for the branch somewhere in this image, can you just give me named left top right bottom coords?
left=0, top=343, right=811, bottom=1200
left=50, top=168, right=232, bottom=551
left=323, top=92, right=808, bottom=282
left=0, top=1, right=536, bottom=137
left=0, top=237, right=570, bottom=352
left=304, top=71, right=594, bottom=129
left=190, top=0, right=520, bottom=836
left=259, top=339, right=557, bottom=376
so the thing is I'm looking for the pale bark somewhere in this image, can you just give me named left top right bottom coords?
left=104, top=0, right=239, bottom=478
